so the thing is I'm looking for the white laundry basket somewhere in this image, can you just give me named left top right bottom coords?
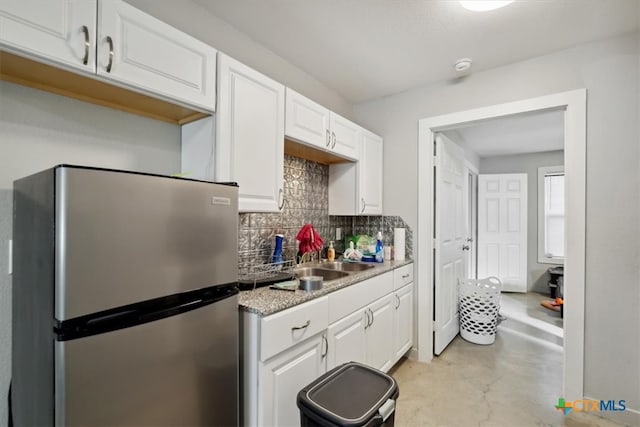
left=458, top=277, right=502, bottom=345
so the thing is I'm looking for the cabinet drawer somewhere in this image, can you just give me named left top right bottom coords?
left=328, top=271, right=393, bottom=324
left=394, top=264, right=413, bottom=290
left=260, top=297, right=328, bottom=361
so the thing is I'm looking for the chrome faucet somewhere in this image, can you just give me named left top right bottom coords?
left=298, top=250, right=322, bottom=265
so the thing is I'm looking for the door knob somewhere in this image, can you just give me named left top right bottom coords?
left=462, top=244, right=470, bottom=251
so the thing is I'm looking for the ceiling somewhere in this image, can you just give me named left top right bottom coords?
left=193, top=0, right=638, bottom=104
left=442, top=109, right=564, bottom=157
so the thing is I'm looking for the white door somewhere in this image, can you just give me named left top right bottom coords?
left=326, top=309, right=367, bottom=370
left=393, top=283, right=414, bottom=360
left=365, top=294, right=394, bottom=372
left=463, top=168, right=478, bottom=279
left=329, top=112, right=359, bottom=160
left=0, top=0, right=97, bottom=73
left=434, top=134, right=466, bottom=355
left=259, top=334, right=325, bottom=427
left=216, top=53, right=285, bottom=212
left=285, top=88, right=331, bottom=150
left=477, top=174, right=528, bottom=292
left=359, top=130, right=384, bottom=215
left=98, top=0, right=217, bottom=111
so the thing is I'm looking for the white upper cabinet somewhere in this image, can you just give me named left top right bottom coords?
left=216, top=53, right=285, bottom=212
left=329, top=112, right=360, bottom=160
left=0, top=0, right=97, bottom=73
left=285, top=88, right=359, bottom=161
left=285, top=88, right=331, bottom=149
left=0, top=0, right=217, bottom=113
left=97, top=0, right=217, bottom=112
left=329, top=129, right=384, bottom=215
left=359, top=129, right=384, bottom=215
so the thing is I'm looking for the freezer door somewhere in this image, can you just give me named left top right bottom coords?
left=56, top=166, right=238, bottom=320
left=55, top=293, right=238, bottom=426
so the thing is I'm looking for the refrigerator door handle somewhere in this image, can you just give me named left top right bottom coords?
left=55, top=283, right=238, bottom=341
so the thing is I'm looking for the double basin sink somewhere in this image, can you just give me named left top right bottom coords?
left=294, top=261, right=375, bottom=282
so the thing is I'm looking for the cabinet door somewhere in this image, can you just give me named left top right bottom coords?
left=365, top=294, right=394, bottom=372
left=216, top=53, right=285, bottom=212
left=393, top=283, right=414, bottom=362
left=329, top=112, right=359, bottom=160
left=359, top=130, right=383, bottom=215
left=0, top=0, right=96, bottom=73
left=97, top=0, right=217, bottom=111
left=326, top=309, right=366, bottom=371
left=259, top=334, right=326, bottom=427
left=285, top=88, right=330, bottom=150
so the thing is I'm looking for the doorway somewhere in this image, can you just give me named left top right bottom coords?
left=416, top=89, right=586, bottom=402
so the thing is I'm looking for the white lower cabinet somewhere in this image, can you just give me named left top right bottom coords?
left=393, top=283, right=414, bottom=360
left=258, top=333, right=326, bottom=427
left=365, top=294, right=395, bottom=372
left=326, top=308, right=367, bottom=370
left=242, top=264, right=413, bottom=426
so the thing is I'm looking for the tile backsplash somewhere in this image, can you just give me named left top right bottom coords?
left=238, top=155, right=412, bottom=276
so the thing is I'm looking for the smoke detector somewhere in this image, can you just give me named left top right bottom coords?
left=454, top=58, right=472, bottom=73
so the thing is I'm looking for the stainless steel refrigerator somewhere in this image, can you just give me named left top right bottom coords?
left=11, top=165, right=239, bottom=426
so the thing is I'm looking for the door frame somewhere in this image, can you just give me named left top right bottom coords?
left=417, top=89, right=586, bottom=402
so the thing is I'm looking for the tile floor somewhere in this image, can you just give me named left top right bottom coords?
left=390, top=330, right=626, bottom=427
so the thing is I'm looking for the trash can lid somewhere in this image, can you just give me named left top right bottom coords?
left=297, top=362, right=398, bottom=427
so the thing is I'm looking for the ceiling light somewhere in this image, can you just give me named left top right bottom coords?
left=459, top=1, right=514, bottom=12
left=454, top=58, right=472, bottom=73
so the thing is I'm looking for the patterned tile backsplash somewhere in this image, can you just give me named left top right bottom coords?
left=238, top=155, right=412, bottom=276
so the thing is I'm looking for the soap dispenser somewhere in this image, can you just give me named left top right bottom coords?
left=327, top=241, right=335, bottom=261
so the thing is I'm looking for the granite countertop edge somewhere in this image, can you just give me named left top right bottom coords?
left=238, top=259, right=414, bottom=317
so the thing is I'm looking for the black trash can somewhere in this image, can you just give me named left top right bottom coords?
left=297, top=362, right=399, bottom=427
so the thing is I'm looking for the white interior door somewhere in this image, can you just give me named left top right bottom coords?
left=477, top=174, right=528, bottom=292
left=434, top=134, right=466, bottom=355
left=462, top=167, right=478, bottom=280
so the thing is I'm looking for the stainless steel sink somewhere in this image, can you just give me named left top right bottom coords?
left=316, top=261, right=376, bottom=272
left=294, top=267, right=349, bottom=281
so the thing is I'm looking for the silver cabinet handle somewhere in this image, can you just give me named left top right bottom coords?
left=395, top=294, right=400, bottom=310
left=368, top=308, right=374, bottom=327
left=402, top=274, right=410, bottom=279
left=364, top=310, right=371, bottom=329
left=291, top=320, right=310, bottom=331
left=361, top=198, right=366, bottom=213
left=462, top=244, right=470, bottom=251
left=278, top=188, right=284, bottom=210
left=331, top=132, right=337, bottom=149
left=105, top=36, right=114, bottom=73
left=81, top=25, right=90, bottom=65
left=321, top=335, right=328, bottom=358
left=466, top=237, right=474, bottom=242
left=326, top=129, right=331, bottom=147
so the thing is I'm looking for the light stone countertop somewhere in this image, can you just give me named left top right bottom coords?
left=238, top=259, right=413, bottom=316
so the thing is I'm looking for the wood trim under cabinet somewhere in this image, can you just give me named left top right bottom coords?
left=0, top=51, right=208, bottom=125
left=284, top=138, right=353, bottom=165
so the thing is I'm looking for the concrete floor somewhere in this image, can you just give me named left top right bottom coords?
left=390, top=331, right=626, bottom=427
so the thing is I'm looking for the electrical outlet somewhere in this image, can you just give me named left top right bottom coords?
left=335, top=227, right=342, bottom=240
left=8, top=239, right=12, bottom=275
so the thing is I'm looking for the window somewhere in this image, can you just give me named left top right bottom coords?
left=538, top=166, right=564, bottom=264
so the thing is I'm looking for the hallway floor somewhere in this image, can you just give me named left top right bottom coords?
left=390, top=330, right=626, bottom=427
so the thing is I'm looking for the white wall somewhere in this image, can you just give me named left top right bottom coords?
left=480, top=150, right=565, bottom=293
left=353, top=33, right=640, bottom=423
left=125, top=0, right=354, bottom=119
left=0, top=81, right=181, bottom=426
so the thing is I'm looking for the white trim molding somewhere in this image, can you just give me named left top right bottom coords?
left=417, top=89, right=587, bottom=402
left=537, top=165, right=565, bottom=265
